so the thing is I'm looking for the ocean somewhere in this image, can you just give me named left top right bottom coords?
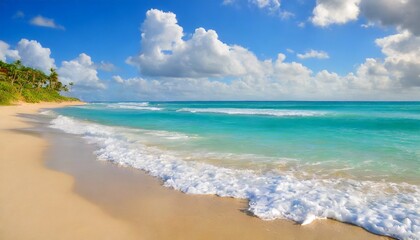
left=43, top=101, right=420, bottom=239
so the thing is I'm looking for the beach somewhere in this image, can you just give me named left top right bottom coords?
left=0, top=102, right=138, bottom=240
left=0, top=103, right=392, bottom=239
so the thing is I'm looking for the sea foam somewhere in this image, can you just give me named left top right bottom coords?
left=50, top=115, right=420, bottom=240
left=177, top=108, right=325, bottom=117
left=109, top=102, right=162, bottom=111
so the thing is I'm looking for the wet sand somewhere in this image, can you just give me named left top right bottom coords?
left=0, top=103, right=391, bottom=239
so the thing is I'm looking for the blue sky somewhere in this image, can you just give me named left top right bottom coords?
left=0, top=0, right=419, bottom=101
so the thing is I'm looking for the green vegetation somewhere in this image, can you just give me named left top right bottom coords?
left=0, top=60, right=79, bottom=105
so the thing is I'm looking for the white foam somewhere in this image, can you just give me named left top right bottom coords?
left=177, top=108, right=325, bottom=117
left=39, top=110, right=57, bottom=116
left=139, top=129, right=195, bottom=140
left=50, top=115, right=420, bottom=240
left=118, top=106, right=162, bottom=111
left=116, top=102, right=150, bottom=106
left=66, top=102, right=162, bottom=111
left=107, top=102, right=162, bottom=111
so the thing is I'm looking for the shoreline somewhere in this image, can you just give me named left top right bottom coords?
left=0, top=103, right=390, bottom=239
left=0, top=102, right=139, bottom=240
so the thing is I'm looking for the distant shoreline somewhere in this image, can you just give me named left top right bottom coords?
left=88, top=100, right=420, bottom=103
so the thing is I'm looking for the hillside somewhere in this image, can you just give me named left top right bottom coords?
left=0, top=60, right=79, bottom=105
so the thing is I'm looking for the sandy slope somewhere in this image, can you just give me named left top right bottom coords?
left=0, top=102, right=139, bottom=240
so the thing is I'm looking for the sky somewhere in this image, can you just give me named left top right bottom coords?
left=0, top=0, right=419, bottom=101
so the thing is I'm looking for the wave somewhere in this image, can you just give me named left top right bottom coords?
left=49, top=115, right=419, bottom=240
left=65, top=102, right=163, bottom=111
left=116, top=102, right=150, bottom=106
left=39, top=110, right=58, bottom=116
left=108, top=102, right=162, bottom=111
left=137, top=129, right=196, bottom=140
left=177, top=108, right=325, bottom=117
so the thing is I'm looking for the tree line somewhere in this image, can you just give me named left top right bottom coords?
left=0, top=60, right=73, bottom=94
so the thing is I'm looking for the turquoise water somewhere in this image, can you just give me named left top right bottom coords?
left=49, top=101, right=420, bottom=239
left=55, top=101, right=420, bottom=183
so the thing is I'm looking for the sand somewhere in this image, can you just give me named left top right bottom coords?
left=0, top=102, right=390, bottom=240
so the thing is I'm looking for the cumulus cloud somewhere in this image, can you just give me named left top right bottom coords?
left=16, top=39, right=56, bottom=72
left=4, top=9, right=416, bottom=101
left=1, top=38, right=107, bottom=99
left=311, top=0, right=361, bottom=27
left=109, top=75, right=267, bottom=101
left=58, top=53, right=105, bottom=89
left=112, top=75, right=124, bottom=83
left=0, top=41, right=20, bottom=62
left=122, top=9, right=420, bottom=101
left=297, top=50, right=330, bottom=59
left=308, top=0, right=420, bottom=90
left=127, top=9, right=265, bottom=78
left=311, top=0, right=420, bottom=37
left=110, top=62, right=418, bottom=101
left=374, top=31, right=420, bottom=87
left=316, top=30, right=420, bottom=90
left=30, top=15, right=65, bottom=30
left=1, top=39, right=56, bottom=73
left=361, top=0, right=420, bottom=36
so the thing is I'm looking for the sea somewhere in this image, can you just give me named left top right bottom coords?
left=42, top=101, right=420, bottom=239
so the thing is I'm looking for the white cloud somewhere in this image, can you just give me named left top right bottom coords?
left=311, top=0, right=361, bottom=27
left=222, top=0, right=235, bottom=5
left=308, top=0, right=420, bottom=90
left=279, top=10, right=294, bottom=20
left=318, top=30, right=420, bottom=90
left=16, top=39, right=55, bottom=73
left=127, top=9, right=265, bottom=78
left=354, top=58, right=391, bottom=89
left=376, top=31, right=420, bottom=65
left=58, top=53, right=105, bottom=89
left=112, top=75, right=124, bottom=84
left=297, top=49, right=330, bottom=59
left=1, top=38, right=108, bottom=98
left=361, top=0, right=420, bottom=36
left=0, top=41, right=20, bottom=62
left=0, top=41, right=9, bottom=62
left=4, top=8, right=417, bottom=101
left=311, top=0, right=420, bottom=36
left=111, top=61, right=418, bottom=101
left=374, top=31, right=420, bottom=87
left=122, top=9, right=419, bottom=101
left=223, top=0, right=284, bottom=15
left=30, top=15, right=65, bottom=30
left=97, top=61, right=116, bottom=72
left=361, top=22, right=375, bottom=28
left=250, top=0, right=281, bottom=12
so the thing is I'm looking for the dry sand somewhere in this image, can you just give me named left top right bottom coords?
left=0, top=102, right=390, bottom=240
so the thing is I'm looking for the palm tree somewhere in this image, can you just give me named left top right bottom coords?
left=9, top=60, right=22, bottom=85
left=33, top=69, right=46, bottom=89
left=48, top=68, right=58, bottom=90
left=68, top=82, right=74, bottom=91
left=0, top=61, right=8, bottom=81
